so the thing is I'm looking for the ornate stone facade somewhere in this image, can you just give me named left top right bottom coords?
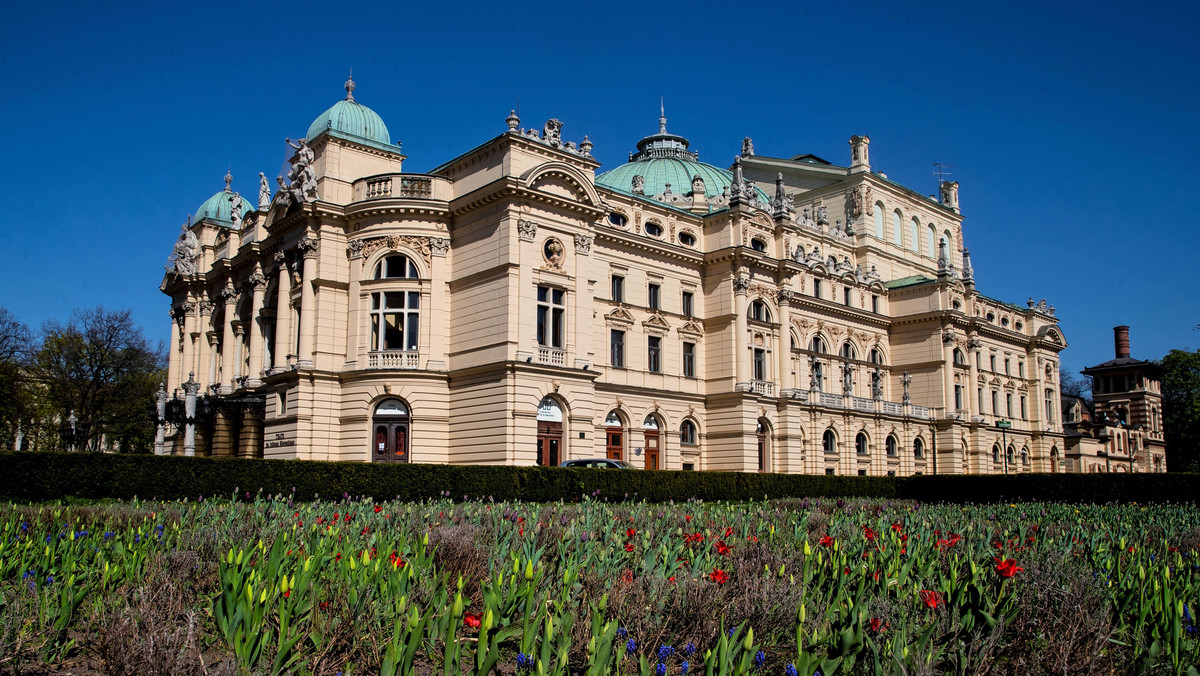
left=157, top=84, right=1117, bottom=474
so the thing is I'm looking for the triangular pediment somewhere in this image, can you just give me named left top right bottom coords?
left=679, top=320, right=704, bottom=336
left=606, top=307, right=635, bottom=324
left=642, top=313, right=671, bottom=333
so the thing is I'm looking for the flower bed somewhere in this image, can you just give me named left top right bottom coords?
left=1, top=494, right=1198, bottom=674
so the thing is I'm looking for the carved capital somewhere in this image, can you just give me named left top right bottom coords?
left=517, top=219, right=537, bottom=242
left=942, top=330, right=956, bottom=345
left=248, top=271, right=267, bottom=289
left=732, top=276, right=750, bottom=295
left=776, top=289, right=795, bottom=305
left=574, top=233, right=593, bottom=255
left=180, top=301, right=196, bottom=315
left=429, top=237, right=449, bottom=257
left=273, top=251, right=286, bottom=263
left=299, top=236, right=319, bottom=258
left=220, top=285, right=237, bottom=303
left=346, top=239, right=365, bottom=259
left=198, top=299, right=215, bottom=315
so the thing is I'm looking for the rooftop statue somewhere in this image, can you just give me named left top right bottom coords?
left=167, top=222, right=199, bottom=276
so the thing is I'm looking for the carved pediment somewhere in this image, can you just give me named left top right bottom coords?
left=678, top=320, right=704, bottom=336
left=642, top=313, right=671, bottom=334
left=606, top=307, right=635, bottom=324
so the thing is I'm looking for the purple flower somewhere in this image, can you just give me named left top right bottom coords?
left=785, top=664, right=798, bottom=676
left=754, top=651, right=766, bottom=668
left=684, top=642, right=696, bottom=656
left=626, top=638, right=637, bottom=654
left=656, top=664, right=667, bottom=676
left=681, top=661, right=690, bottom=675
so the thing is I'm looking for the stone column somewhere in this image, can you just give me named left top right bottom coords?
left=733, top=276, right=750, bottom=389
left=345, top=240, right=364, bottom=364
left=168, top=308, right=183, bottom=391
left=198, top=297, right=215, bottom=389
left=233, top=322, right=245, bottom=386
left=220, top=286, right=237, bottom=393
left=183, top=373, right=199, bottom=456
left=296, top=236, right=318, bottom=368
left=273, top=251, right=291, bottom=370
left=247, top=268, right=266, bottom=385
left=154, top=383, right=167, bottom=455
left=777, top=290, right=794, bottom=392
left=206, top=332, right=219, bottom=390
left=239, top=408, right=263, bottom=458
left=182, top=300, right=198, bottom=385
left=942, top=330, right=957, bottom=415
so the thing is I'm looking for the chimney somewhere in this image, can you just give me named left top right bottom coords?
left=1114, top=325, right=1130, bottom=359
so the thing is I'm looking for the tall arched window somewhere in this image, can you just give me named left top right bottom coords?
left=372, top=398, right=411, bottom=463
left=823, top=430, right=836, bottom=453
left=909, top=217, right=919, bottom=252
left=926, top=225, right=936, bottom=257
left=913, top=437, right=924, bottom=459
left=855, top=432, right=869, bottom=455
left=873, top=204, right=884, bottom=239
left=992, top=444, right=1001, bottom=463
left=942, top=229, right=953, bottom=255
left=886, top=435, right=898, bottom=457
left=953, top=349, right=966, bottom=365
left=892, top=210, right=903, bottom=246
left=809, top=335, right=827, bottom=353
left=680, top=420, right=698, bottom=446
left=749, top=300, right=770, bottom=322
left=374, top=254, right=420, bottom=279
left=370, top=254, right=422, bottom=355
left=841, top=342, right=857, bottom=360
left=868, top=348, right=883, bottom=365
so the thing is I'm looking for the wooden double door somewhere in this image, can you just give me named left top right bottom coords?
left=537, top=421, right=562, bottom=467
left=373, top=422, right=409, bottom=463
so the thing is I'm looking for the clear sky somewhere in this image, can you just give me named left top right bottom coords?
left=1, top=0, right=1197, bottom=377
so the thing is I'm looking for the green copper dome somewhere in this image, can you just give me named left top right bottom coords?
left=596, top=115, right=770, bottom=204
left=305, top=76, right=391, bottom=145
left=194, top=172, right=256, bottom=226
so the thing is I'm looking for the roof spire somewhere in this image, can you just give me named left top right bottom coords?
left=224, top=169, right=232, bottom=192
left=659, top=96, right=667, bottom=134
left=344, top=69, right=356, bottom=102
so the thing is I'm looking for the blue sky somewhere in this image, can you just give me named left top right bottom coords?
left=1, top=0, right=1197, bottom=376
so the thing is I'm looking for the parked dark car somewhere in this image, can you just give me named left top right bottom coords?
left=559, top=458, right=639, bottom=469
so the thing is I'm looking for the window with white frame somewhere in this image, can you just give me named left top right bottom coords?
left=370, top=291, right=420, bottom=351
left=536, top=286, right=565, bottom=348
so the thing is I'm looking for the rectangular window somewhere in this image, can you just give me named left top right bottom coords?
left=681, top=290, right=694, bottom=317
left=682, top=341, right=696, bottom=377
left=843, top=287, right=851, bottom=306
left=991, top=390, right=999, bottom=415
left=989, top=355, right=996, bottom=372
left=954, top=385, right=964, bottom=410
left=536, top=286, right=565, bottom=348
left=610, top=330, right=625, bottom=368
left=871, top=295, right=879, bottom=313
left=1004, top=358, right=1011, bottom=375
left=648, top=283, right=660, bottom=311
left=1006, top=393, right=1013, bottom=417
left=978, top=387, right=983, bottom=411
left=370, top=291, right=420, bottom=351
left=825, top=468, right=835, bottom=475
left=611, top=275, right=624, bottom=303
left=1018, top=361, right=1025, bottom=378
left=753, top=348, right=766, bottom=381
left=813, top=280, right=822, bottom=299
left=858, top=469, right=867, bottom=476
left=647, top=336, right=661, bottom=373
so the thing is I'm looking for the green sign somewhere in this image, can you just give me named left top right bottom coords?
left=997, top=420, right=1012, bottom=429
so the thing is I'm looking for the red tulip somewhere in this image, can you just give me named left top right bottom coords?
left=374, top=505, right=382, bottom=513
left=624, top=543, right=634, bottom=552
left=463, top=612, right=481, bottom=629
left=919, top=590, right=942, bottom=609
left=714, top=540, right=731, bottom=555
left=820, top=535, right=834, bottom=547
left=994, top=558, right=1023, bottom=578
left=626, top=527, right=637, bottom=537
left=709, top=569, right=729, bottom=585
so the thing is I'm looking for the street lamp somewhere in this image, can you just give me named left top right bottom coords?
left=66, top=410, right=78, bottom=452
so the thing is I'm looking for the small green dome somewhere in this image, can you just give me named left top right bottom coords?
left=194, top=172, right=255, bottom=226
left=305, top=76, right=390, bottom=144
left=596, top=115, right=770, bottom=204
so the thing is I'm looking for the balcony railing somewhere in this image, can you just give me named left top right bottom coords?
left=818, top=392, right=843, bottom=408
left=851, top=396, right=875, bottom=412
left=366, top=350, right=419, bottom=369
left=751, top=380, right=775, bottom=397
left=538, top=347, right=566, bottom=366
left=882, top=401, right=904, bottom=415
left=911, top=406, right=931, bottom=419
left=352, top=173, right=451, bottom=203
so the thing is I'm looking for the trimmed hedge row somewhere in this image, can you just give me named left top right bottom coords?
left=0, top=452, right=1196, bottom=504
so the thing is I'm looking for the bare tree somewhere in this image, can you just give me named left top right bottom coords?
left=34, top=307, right=165, bottom=453
left=1060, top=369, right=1092, bottom=403
left=0, top=307, right=35, bottom=448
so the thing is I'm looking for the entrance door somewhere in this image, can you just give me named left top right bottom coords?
left=756, top=421, right=768, bottom=472
left=606, top=427, right=623, bottom=460
left=537, top=421, right=562, bottom=467
left=371, top=399, right=410, bottom=463
left=644, top=430, right=659, bottom=470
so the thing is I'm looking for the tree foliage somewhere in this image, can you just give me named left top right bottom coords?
left=1160, top=348, right=1200, bottom=472
left=1059, top=368, right=1092, bottom=403
left=32, top=307, right=165, bottom=453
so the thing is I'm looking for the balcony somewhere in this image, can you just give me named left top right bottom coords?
left=851, top=396, right=874, bottom=412
left=751, top=380, right=775, bottom=397
left=537, top=347, right=566, bottom=366
left=366, top=350, right=419, bottom=370
left=882, top=401, right=904, bottom=416
left=911, top=406, right=931, bottom=419
left=352, top=173, right=453, bottom=203
left=818, top=392, right=843, bottom=408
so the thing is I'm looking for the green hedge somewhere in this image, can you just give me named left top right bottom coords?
left=0, top=452, right=1195, bottom=504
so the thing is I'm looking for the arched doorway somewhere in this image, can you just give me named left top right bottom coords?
left=536, top=397, right=564, bottom=467
left=1050, top=447, right=1059, bottom=473
left=372, top=398, right=410, bottom=463
left=642, top=414, right=661, bottom=470
left=605, top=411, right=624, bottom=460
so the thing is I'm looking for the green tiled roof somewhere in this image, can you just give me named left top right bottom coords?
left=883, top=275, right=935, bottom=289
left=306, top=79, right=390, bottom=145
left=194, top=180, right=256, bottom=227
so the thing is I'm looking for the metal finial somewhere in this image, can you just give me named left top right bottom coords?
left=224, top=169, right=232, bottom=192
left=345, top=69, right=356, bottom=102
left=658, top=96, right=667, bottom=134
left=506, top=109, right=520, bottom=131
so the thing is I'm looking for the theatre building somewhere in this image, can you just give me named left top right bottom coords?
left=158, top=78, right=1082, bottom=474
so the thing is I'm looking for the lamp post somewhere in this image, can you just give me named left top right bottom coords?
left=66, top=410, right=78, bottom=452
left=997, top=419, right=1011, bottom=474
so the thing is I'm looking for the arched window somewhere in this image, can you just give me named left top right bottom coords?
left=809, top=335, right=827, bottom=353
left=942, top=229, right=953, bottom=255
left=679, top=231, right=696, bottom=247
left=952, top=349, right=966, bottom=365
left=841, top=342, right=857, bottom=360
left=855, top=432, right=869, bottom=455
left=913, top=437, right=924, bottom=459
left=680, top=420, right=698, bottom=445
left=886, top=435, right=898, bottom=457
left=892, top=210, right=903, bottom=246
left=909, top=217, right=919, bottom=252
left=926, top=225, right=936, bottom=257
left=749, top=300, right=770, bottom=322
left=645, top=222, right=663, bottom=237
left=874, top=204, right=884, bottom=239
left=992, top=444, right=1001, bottom=463
left=868, top=348, right=883, bottom=365
left=1006, top=446, right=1015, bottom=465
left=750, top=238, right=767, bottom=252
left=608, top=212, right=628, bottom=227
left=1020, top=448, right=1029, bottom=465
left=374, top=254, right=420, bottom=279
left=823, top=430, right=837, bottom=454
left=372, top=398, right=411, bottom=463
